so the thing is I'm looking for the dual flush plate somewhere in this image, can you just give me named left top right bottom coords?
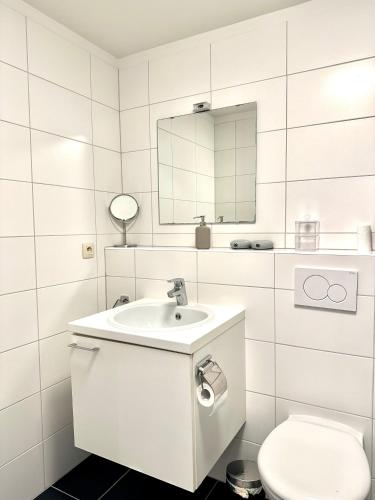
left=294, top=267, right=358, bottom=312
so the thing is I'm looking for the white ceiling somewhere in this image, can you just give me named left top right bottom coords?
left=23, top=0, right=309, bottom=58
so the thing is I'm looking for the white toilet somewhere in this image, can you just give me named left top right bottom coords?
left=257, top=415, right=371, bottom=500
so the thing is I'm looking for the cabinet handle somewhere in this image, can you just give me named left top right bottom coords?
left=68, top=342, right=100, bottom=352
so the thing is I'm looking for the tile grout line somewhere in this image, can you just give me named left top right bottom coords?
left=97, top=469, right=130, bottom=499
left=51, top=485, right=80, bottom=500
left=24, top=15, right=48, bottom=490
left=205, top=479, right=219, bottom=499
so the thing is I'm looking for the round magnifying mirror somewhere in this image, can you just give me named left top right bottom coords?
left=109, top=194, right=139, bottom=247
left=109, top=194, right=139, bottom=222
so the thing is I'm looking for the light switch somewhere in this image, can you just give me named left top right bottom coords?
left=82, top=243, right=95, bottom=259
left=295, top=267, right=357, bottom=312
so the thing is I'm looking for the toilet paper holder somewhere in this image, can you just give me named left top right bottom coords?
left=196, top=355, right=226, bottom=390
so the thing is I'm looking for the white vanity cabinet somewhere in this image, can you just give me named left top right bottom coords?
left=70, top=320, right=245, bottom=492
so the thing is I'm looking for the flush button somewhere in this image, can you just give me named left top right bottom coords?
left=328, top=284, right=347, bottom=303
left=295, top=267, right=358, bottom=312
left=303, top=275, right=329, bottom=300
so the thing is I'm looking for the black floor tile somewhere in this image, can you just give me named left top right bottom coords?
left=102, top=469, right=216, bottom=499
left=207, top=481, right=266, bottom=500
left=35, top=487, right=75, bottom=499
left=53, top=455, right=127, bottom=500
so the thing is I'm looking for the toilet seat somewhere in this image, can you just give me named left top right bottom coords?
left=258, top=415, right=371, bottom=500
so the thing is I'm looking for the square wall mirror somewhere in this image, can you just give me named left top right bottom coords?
left=157, top=102, right=257, bottom=224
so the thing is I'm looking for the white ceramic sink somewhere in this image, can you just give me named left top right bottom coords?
left=110, top=302, right=211, bottom=330
left=68, top=298, right=244, bottom=354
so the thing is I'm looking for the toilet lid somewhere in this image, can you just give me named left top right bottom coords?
left=258, top=415, right=371, bottom=500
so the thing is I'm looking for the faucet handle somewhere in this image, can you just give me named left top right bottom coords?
left=167, top=277, right=185, bottom=285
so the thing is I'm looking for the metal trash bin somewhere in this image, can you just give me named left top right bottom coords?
left=226, top=460, right=263, bottom=498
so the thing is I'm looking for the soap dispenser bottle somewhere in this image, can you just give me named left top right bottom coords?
left=193, top=215, right=211, bottom=249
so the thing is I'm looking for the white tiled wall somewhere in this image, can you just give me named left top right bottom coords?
left=0, top=1, right=121, bottom=496
left=117, top=0, right=375, bottom=249
left=105, top=246, right=375, bottom=485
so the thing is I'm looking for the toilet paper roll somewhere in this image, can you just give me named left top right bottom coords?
left=357, top=225, right=372, bottom=254
left=196, top=383, right=228, bottom=416
left=196, top=359, right=228, bottom=415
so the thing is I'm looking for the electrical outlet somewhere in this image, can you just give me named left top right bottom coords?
left=82, top=243, right=95, bottom=259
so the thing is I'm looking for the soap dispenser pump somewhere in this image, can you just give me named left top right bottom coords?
left=193, top=215, right=211, bottom=249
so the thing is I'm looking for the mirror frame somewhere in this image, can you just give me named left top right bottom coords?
left=109, top=194, right=139, bottom=223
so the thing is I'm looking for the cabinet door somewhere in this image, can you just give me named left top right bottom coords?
left=70, top=335, right=195, bottom=490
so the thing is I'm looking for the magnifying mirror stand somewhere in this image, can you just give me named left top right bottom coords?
left=113, top=220, right=137, bottom=248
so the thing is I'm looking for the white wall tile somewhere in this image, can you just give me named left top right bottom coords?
left=93, top=147, right=121, bottom=192
left=122, top=150, right=151, bottom=193
left=276, top=344, right=373, bottom=417
left=0, top=342, right=40, bottom=409
left=39, top=332, right=70, bottom=389
left=106, top=276, right=135, bottom=307
left=105, top=248, right=135, bottom=277
left=275, top=253, right=375, bottom=295
left=198, top=283, right=274, bottom=341
left=41, top=379, right=73, bottom=439
left=0, top=444, right=44, bottom=500
left=149, top=93, right=211, bottom=147
left=43, top=425, right=88, bottom=487
left=37, top=279, right=98, bottom=339
left=245, top=339, right=275, bottom=395
left=95, top=190, right=123, bottom=234
left=286, top=176, right=375, bottom=233
left=91, top=56, right=119, bottom=109
left=98, top=276, right=106, bottom=311
left=0, top=62, right=29, bottom=126
left=27, top=20, right=90, bottom=96
left=0, top=237, right=35, bottom=294
left=239, top=392, right=275, bottom=444
left=29, top=76, right=92, bottom=143
left=0, top=394, right=42, bottom=467
left=288, top=59, right=375, bottom=128
left=288, top=0, right=375, bottom=73
left=0, top=122, right=31, bottom=181
left=152, top=233, right=195, bottom=247
left=0, top=180, right=34, bottom=236
left=276, top=398, right=373, bottom=463
left=136, top=249, right=197, bottom=281
left=120, top=106, right=150, bottom=151
left=198, top=250, right=274, bottom=287
left=257, top=130, right=286, bottom=183
left=212, top=77, right=286, bottom=132
left=287, top=117, right=375, bottom=181
left=97, top=234, right=124, bottom=276
left=33, top=184, right=96, bottom=235
left=275, top=289, right=374, bottom=357
left=31, top=130, right=94, bottom=189
left=212, top=19, right=286, bottom=89
left=0, top=4, right=27, bottom=69
left=0, top=290, right=38, bottom=352
left=119, top=61, right=149, bottom=110
left=92, top=102, right=121, bottom=151
left=149, top=45, right=210, bottom=103
left=36, top=235, right=97, bottom=287
left=135, top=278, right=198, bottom=303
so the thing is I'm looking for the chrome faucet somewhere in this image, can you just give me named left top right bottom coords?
left=167, top=278, right=188, bottom=306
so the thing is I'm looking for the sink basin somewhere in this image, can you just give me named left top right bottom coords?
left=110, top=302, right=210, bottom=330
left=68, top=298, right=245, bottom=354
